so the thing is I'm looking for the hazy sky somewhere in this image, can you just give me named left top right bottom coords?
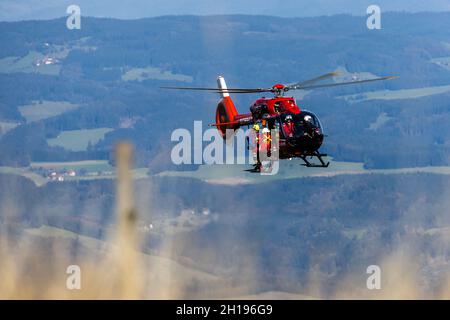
left=1, top=0, right=450, bottom=21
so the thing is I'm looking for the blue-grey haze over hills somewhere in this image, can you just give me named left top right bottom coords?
left=1, top=0, right=450, bottom=21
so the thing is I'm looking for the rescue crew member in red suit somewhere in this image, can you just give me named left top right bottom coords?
left=283, top=115, right=295, bottom=138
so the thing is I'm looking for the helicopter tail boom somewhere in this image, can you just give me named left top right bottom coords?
left=215, top=76, right=240, bottom=137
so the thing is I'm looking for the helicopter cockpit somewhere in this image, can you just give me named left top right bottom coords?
left=280, top=112, right=322, bottom=135
left=278, top=111, right=324, bottom=152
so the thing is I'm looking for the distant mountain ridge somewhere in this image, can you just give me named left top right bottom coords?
left=1, top=0, right=450, bottom=21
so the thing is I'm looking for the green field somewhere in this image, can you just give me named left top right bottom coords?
left=0, top=51, right=60, bottom=75
left=31, top=160, right=113, bottom=172
left=339, top=84, right=450, bottom=103
left=65, top=167, right=149, bottom=182
left=19, top=100, right=80, bottom=123
left=32, top=160, right=149, bottom=182
left=0, top=161, right=149, bottom=186
left=368, top=112, right=392, bottom=131
left=0, top=41, right=97, bottom=76
left=3, top=158, right=450, bottom=188
left=157, top=159, right=362, bottom=184
left=0, top=166, right=48, bottom=186
left=122, top=66, right=193, bottom=82
left=157, top=159, right=450, bottom=185
left=0, top=121, right=19, bottom=135
left=47, top=128, right=113, bottom=151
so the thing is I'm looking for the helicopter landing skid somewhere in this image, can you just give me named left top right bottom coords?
left=300, top=152, right=330, bottom=168
left=244, top=164, right=261, bottom=173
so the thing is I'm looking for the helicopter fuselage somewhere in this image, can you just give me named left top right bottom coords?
left=247, top=97, right=326, bottom=162
left=163, top=74, right=395, bottom=169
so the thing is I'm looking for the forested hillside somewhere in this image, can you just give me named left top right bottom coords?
left=1, top=13, right=450, bottom=169
left=1, top=172, right=449, bottom=296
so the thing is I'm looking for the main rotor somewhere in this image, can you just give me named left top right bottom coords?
left=161, top=71, right=397, bottom=97
left=271, top=84, right=287, bottom=97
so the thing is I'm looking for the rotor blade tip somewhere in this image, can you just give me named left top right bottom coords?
left=382, top=76, right=398, bottom=81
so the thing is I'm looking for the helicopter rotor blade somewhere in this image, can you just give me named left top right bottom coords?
left=287, top=72, right=340, bottom=90
left=291, top=76, right=398, bottom=91
left=160, top=75, right=397, bottom=94
left=160, top=86, right=271, bottom=93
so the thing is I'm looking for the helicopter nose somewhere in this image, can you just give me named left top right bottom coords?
left=292, top=130, right=324, bottom=152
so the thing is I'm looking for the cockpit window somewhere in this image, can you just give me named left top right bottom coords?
left=280, top=112, right=319, bottom=126
left=274, top=101, right=284, bottom=113
left=279, top=112, right=321, bottom=139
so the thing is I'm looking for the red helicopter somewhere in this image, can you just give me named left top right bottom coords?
left=162, top=72, right=395, bottom=170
